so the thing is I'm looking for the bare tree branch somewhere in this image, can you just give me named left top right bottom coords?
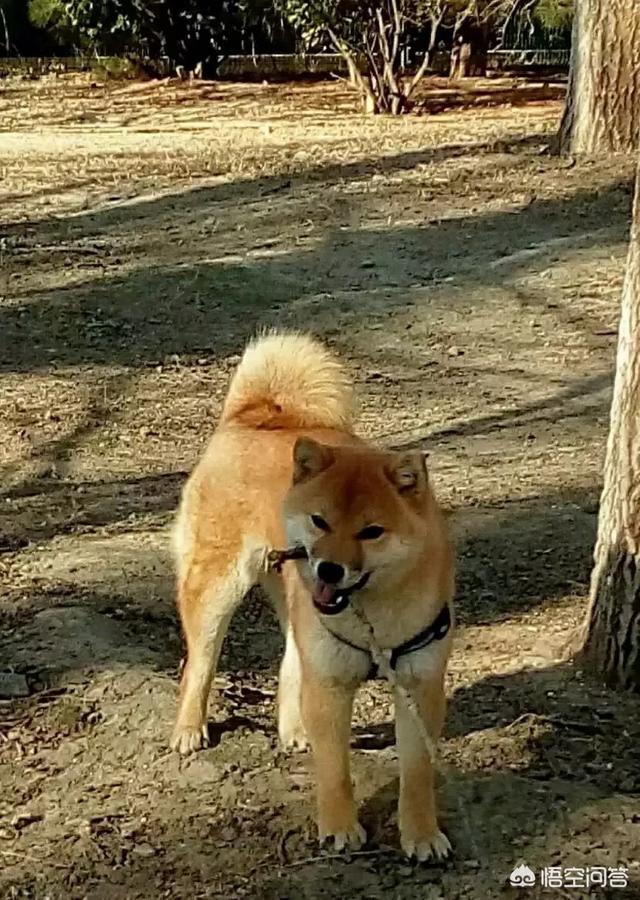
left=496, top=0, right=537, bottom=49
left=406, top=45, right=433, bottom=98
left=0, top=4, right=11, bottom=55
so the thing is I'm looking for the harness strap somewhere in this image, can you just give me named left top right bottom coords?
left=322, top=602, right=452, bottom=680
left=389, top=603, right=452, bottom=670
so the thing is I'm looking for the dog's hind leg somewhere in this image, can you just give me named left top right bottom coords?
left=277, top=625, right=308, bottom=750
left=171, top=543, right=265, bottom=755
left=260, top=568, right=308, bottom=751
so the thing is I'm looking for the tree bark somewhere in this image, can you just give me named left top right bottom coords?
left=558, top=0, right=640, bottom=155
left=449, top=40, right=471, bottom=78
left=426, top=15, right=440, bottom=69
left=582, top=163, right=640, bottom=690
left=449, top=40, right=487, bottom=79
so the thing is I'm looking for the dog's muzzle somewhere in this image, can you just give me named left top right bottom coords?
left=311, top=571, right=370, bottom=616
left=266, top=546, right=370, bottom=616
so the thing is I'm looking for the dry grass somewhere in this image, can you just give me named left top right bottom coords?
left=1, top=75, right=559, bottom=223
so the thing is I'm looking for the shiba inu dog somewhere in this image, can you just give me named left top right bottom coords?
left=171, top=332, right=454, bottom=861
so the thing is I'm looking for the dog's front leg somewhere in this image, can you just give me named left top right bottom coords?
left=395, top=676, right=451, bottom=862
left=301, top=674, right=364, bottom=851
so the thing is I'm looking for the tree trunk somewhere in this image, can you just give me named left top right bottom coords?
left=426, top=20, right=438, bottom=69
left=330, top=33, right=377, bottom=114
left=581, top=163, right=640, bottom=690
left=558, top=0, right=640, bottom=155
left=449, top=40, right=471, bottom=78
left=449, top=42, right=487, bottom=79
left=468, top=44, right=487, bottom=77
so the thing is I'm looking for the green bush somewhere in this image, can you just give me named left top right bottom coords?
left=28, top=0, right=77, bottom=46
left=533, top=0, right=573, bottom=31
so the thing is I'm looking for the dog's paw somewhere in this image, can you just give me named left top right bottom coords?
left=278, top=723, right=309, bottom=752
left=320, top=822, right=366, bottom=853
left=170, top=722, right=209, bottom=755
left=401, top=828, right=451, bottom=863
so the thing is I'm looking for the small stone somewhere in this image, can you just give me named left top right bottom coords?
left=132, top=842, right=156, bottom=858
left=11, top=813, right=42, bottom=829
left=447, top=346, right=464, bottom=357
left=0, top=672, right=29, bottom=698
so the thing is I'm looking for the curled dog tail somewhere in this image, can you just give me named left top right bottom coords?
left=221, top=331, right=353, bottom=431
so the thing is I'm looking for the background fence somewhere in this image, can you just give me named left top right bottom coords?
left=0, top=50, right=570, bottom=81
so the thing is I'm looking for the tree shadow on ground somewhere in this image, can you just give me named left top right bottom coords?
left=416, top=81, right=565, bottom=115
left=0, top=177, right=631, bottom=375
left=0, top=469, right=184, bottom=546
left=391, top=371, right=612, bottom=450
left=448, top=662, right=640, bottom=779
left=1, top=130, right=550, bottom=238
left=453, top=486, right=598, bottom=625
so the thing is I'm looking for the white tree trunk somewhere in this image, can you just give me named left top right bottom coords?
left=582, top=163, right=640, bottom=689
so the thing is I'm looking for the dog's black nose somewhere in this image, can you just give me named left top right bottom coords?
left=317, top=561, right=345, bottom=584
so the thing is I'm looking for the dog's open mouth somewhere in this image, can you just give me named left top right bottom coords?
left=312, top=572, right=370, bottom=616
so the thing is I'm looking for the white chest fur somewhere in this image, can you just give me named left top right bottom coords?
left=304, top=612, right=452, bottom=686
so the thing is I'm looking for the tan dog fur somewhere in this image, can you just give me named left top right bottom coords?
left=171, top=332, right=454, bottom=861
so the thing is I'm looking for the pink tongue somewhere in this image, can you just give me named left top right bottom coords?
left=314, top=582, right=337, bottom=606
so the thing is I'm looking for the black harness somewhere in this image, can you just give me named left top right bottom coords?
left=322, top=603, right=452, bottom=680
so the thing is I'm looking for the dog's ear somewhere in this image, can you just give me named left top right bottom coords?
left=292, top=438, right=335, bottom=484
left=385, top=450, right=428, bottom=495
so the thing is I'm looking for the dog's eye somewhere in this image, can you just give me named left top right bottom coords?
left=357, top=525, right=385, bottom=540
left=311, top=514, right=330, bottom=532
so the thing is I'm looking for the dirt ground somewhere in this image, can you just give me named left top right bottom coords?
left=0, top=74, right=639, bottom=899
